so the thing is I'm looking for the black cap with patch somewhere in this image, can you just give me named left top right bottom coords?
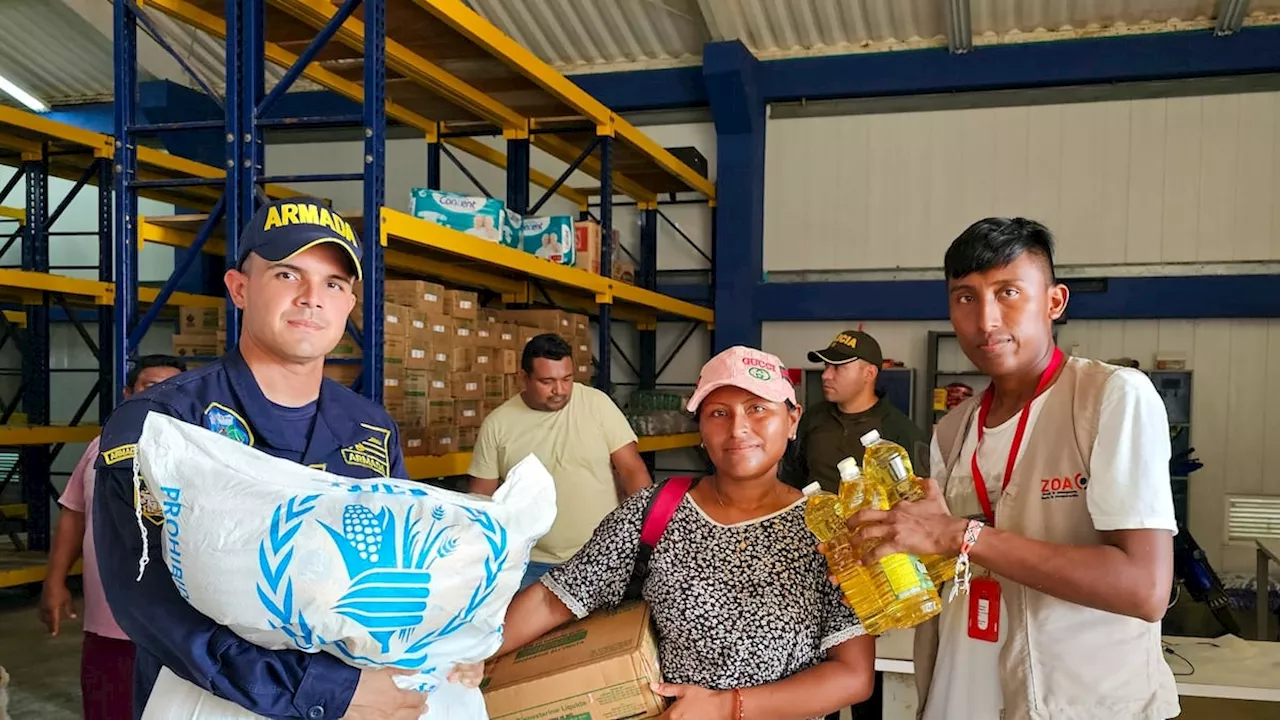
left=807, top=330, right=884, bottom=367
left=236, top=197, right=363, bottom=281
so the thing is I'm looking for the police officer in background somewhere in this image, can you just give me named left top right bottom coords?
left=93, top=198, right=431, bottom=720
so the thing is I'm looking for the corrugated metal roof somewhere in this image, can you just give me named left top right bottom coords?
left=0, top=0, right=121, bottom=106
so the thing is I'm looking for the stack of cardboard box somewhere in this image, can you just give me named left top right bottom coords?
left=325, top=280, right=594, bottom=459
left=573, top=220, right=636, bottom=285
left=172, top=305, right=227, bottom=363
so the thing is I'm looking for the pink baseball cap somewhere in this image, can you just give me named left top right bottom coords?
left=686, top=346, right=798, bottom=413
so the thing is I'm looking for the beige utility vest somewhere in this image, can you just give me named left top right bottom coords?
left=913, top=356, right=1180, bottom=720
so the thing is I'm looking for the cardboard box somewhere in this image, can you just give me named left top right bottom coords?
left=448, top=346, right=476, bottom=374
left=427, top=400, right=454, bottom=426
left=482, top=602, right=663, bottom=720
left=573, top=220, right=602, bottom=275
left=612, top=258, right=637, bottom=285
left=453, top=318, right=476, bottom=348
left=173, top=333, right=221, bottom=359
left=426, top=424, right=456, bottom=456
left=406, top=341, right=436, bottom=371
left=401, top=426, right=427, bottom=457
left=384, top=336, right=408, bottom=377
left=473, top=347, right=495, bottom=373
left=481, top=309, right=501, bottom=325
left=179, top=306, right=225, bottom=334
left=504, top=374, right=521, bottom=400
left=424, top=371, right=450, bottom=398
left=349, top=302, right=413, bottom=336
left=450, top=372, right=483, bottom=400
left=385, top=280, right=445, bottom=313
left=496, top=348, right=519, bottom=375
left=444, top=290, right=479, bottom=320
left=574, top=362, right=592, bottom=384
left=410, top=188, right=505, bottom=243
left=323, top=363, right=361, bottom=386
left=496, top=324, right=519, bottom=351
left=404, top=392, right=429, bottom=424
left=327, top=333, right=362, bottom=360
left=382, top=375, right=406, bottom=400
left=483, top=399, right=504, bottom=418
left=568, top=313, right=589, bottom=338
left=501, top=309, right=569, bottom=334
left=402, top=369, right=431, bottom=395
left=458, top=425, right=479, bottom=451
left=474, top=323, right=495, bottom=346
left=416, top=313, right=452, bottom=345
left=482, top=374, right=505, bottom=402
left=455, top=399, right=482, bottom=428
left=521, top=216, right=576, bottom=266
left=518, top=326, right=542, bottom=349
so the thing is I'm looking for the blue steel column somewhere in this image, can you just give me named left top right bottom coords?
left=21, top=155, right=51, bottom=551
left=595, top=136, right=613, bottom=392
left=224, top=0, right=260, bottom=348
left=638, top=206, right=658, bottom=390
left=703, top=41, right=764, bottom=351
left=506, top=134, right=530, bottom=215
left=112, top=0, right=139, bottom=406
left=97, top=157, right=114, bottom=424
left=427, top=136, right=441, bottom=191
left=361, top=0, right=386, bottom=403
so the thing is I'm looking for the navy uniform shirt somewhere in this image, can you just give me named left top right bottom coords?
left=93, top=348, right=407, bottom=720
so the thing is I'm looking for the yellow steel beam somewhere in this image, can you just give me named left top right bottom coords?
left=403, top=434, right=697, bottom=479
left=0, top=207, right=24, bottom=224
left=0, top=425, right=100, bottom=446
left=0, top=554, right=83, bottom=588
left=611, top=282, right=714, bottom=325
left=413, top=0, right=611, bottom=126
left=0, top=503, right=25, bottom=519
left=138, top=287, right=224, bottom=308
left=0, top=105, right=108, bottom=152
left=382, top=207, right=613, bottom=299
left=4, top=311, right=25, bottom=327
left=142, top=0, right=587, bottom=209
left=0, top=269, right=111, bottom=303
left=636, top=432, right=701, bottom=453
left=142, top=215, right=530, bottom=301
left=413, top=0, right=714, bottom=199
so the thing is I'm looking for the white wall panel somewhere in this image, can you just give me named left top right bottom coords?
left=764, top=318, right=1280, bottom=576
left=764, top=91, right=1280, bottom=272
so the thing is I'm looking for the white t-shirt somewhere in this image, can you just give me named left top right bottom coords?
left=922, top=368, right=1178, bottom=720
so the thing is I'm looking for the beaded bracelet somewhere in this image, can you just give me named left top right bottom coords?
left=734, top=688, right=745, bottom=719
left=947, top=519, right=985, bottom=602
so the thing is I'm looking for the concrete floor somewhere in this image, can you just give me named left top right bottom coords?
left=0, top=584, right=1276, bottom=720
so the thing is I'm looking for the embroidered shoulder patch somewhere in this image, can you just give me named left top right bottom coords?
left=100, top=444, right=137, bottom=466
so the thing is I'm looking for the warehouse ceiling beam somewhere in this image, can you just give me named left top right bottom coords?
left=944, top=0, right=973, bottom=54
left=1214, top=0, right=1252, bottom=35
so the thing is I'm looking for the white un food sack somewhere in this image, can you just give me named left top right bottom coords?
left=132, top=412, right=557, bottom=720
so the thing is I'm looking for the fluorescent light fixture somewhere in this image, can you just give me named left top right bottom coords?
left=0, top=72, right=47, bottom=113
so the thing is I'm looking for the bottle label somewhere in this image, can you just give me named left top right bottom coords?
left=880, top=553, right=932, bottom=599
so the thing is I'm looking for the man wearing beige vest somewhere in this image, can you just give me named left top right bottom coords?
left=848, top=217, right=1180, bottom=720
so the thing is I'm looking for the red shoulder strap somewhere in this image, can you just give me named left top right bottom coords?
left=639, top=475, right=694, bottom=549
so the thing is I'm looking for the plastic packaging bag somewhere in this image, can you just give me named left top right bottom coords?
left=133, top=412, right=556, bottom=719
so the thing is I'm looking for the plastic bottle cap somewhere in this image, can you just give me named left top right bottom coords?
left=860, top=429, right=881, bottom=446
left=837, top=457, right=861, bottom=479
left=801, top=482, right=822, bottom=497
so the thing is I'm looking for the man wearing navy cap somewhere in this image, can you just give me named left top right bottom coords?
left=93, top=198, right=429, bottom=719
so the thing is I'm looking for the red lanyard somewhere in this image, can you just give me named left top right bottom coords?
left=971, top=347, right=1064, bottom=523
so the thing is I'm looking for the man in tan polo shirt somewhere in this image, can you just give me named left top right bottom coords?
left=847, top=217, right=1179, bottom=720
left=468, top=333, right=652, bottom=589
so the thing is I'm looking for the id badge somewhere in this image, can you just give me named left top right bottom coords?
left=967, top=576, right=1001, bottom=643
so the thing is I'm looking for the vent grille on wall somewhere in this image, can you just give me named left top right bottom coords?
left=1226, top=495, right=1280, bottom=542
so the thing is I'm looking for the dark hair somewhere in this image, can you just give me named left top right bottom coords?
left=521, top=333, right=573, bottom=374
left=127, top=354, right=187, bottom=389
left=944, top=217, right=1057, bottom=283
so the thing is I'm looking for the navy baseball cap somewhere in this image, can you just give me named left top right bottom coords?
left=236, top=197, right=363, bottom=281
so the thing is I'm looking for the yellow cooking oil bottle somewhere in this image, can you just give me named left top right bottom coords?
left=804, top=458, right=941, bottom=634
left=860, top=430, right=957, bottom=586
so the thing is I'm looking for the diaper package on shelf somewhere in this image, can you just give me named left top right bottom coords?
left=520, top=216, right=576, bottom=266
left=410, top=188, right=507, bottom=244
left=132, top=412, right=557, bottom=720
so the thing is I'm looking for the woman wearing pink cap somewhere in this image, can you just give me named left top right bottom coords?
left=476, top=346, right=876, bottom=718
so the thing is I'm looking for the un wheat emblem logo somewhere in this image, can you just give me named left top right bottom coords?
left=256, top=497, right=509, bottom=681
